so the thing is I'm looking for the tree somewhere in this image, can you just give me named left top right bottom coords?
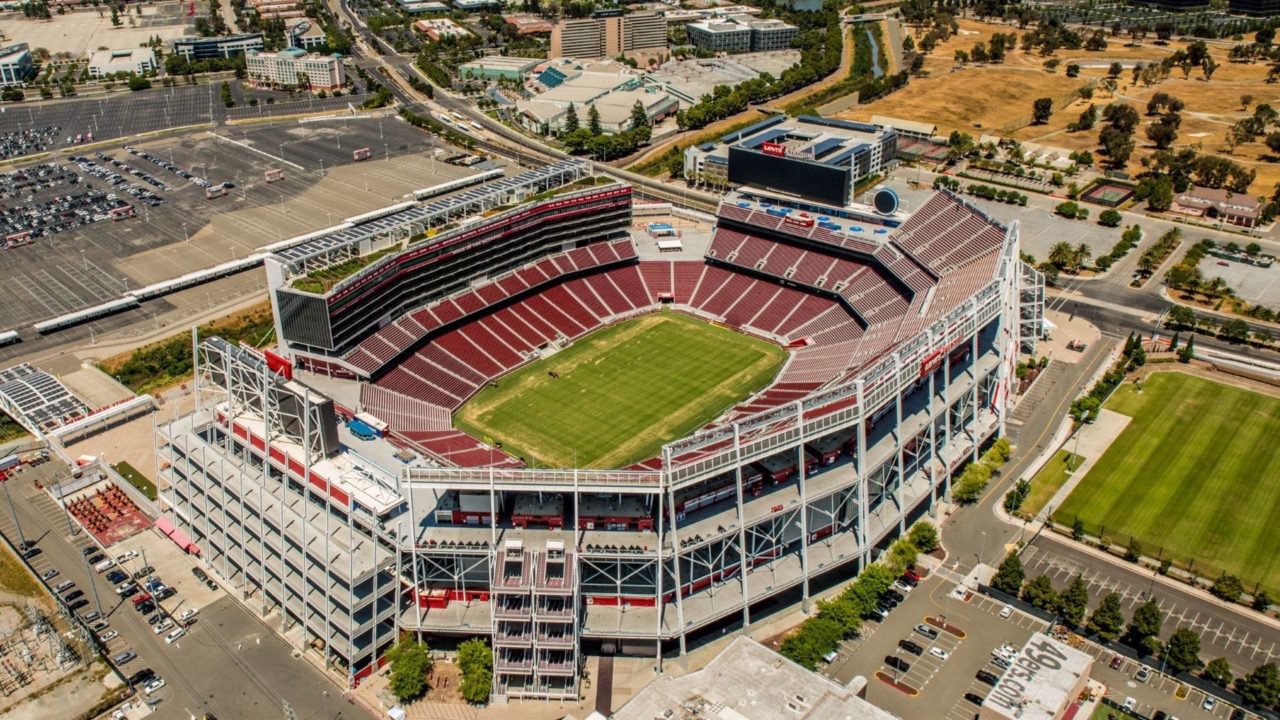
left=1204, top=657, right=1234, bottom=687
left=1057, top=575, right=1089, bottom=627
left=629, top=100, right=648, bottom=131
left=908, top=521, right=939, bottom=554
left=991, top=552, right=1025, bottom=595
left=1125, top=599, right=1164, bottom=649
left=1066, top=63, right=1080, bottom=77
left=386, top=638, right=433, bottom=702
left=1242, top=94, right=1255, bottom=110
left=1049, top=241, right=1076, bottom=269
left=1180, top=334, right=1196, bottom=363
left=1099, top=209, right=1122, bottom=227
left=1032, top=97, right=1053, bottom=124
left=1163, top=628, right=1204, bottom=675
left=1210, top=574, right=1245, bottom=602
left=587, top=104, right=602, bottom=135
left=1253, top=591, right=1272, bottom=611
left=456, top=637, right=492, bottom=704
left=1219, top=320, right=1250, bottom=344
left=1022, top=575, right=1058, bottom=610
left=564, top=103, right=579, bottom=133
left=1146, top=121, right=1178, bottom=150
left=1087, top=592, right=1125, bottom=641
left=1236, top=662, right=1280, bottom=708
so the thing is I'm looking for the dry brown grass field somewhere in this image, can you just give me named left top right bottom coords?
left=838, top=18, right=1280, bottom=194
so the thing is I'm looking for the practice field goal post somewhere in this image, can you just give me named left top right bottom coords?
left=265, top=168, right=285, bottom=183
left=353, top=147, right=371, bottom=162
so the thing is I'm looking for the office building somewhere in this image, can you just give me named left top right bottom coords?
left=0, top=43, right=34, bottom=87
left=550, top=11, right=667, bottom=59
left=88, top=48, right=157, bottom=78
left=173, top=33, right=264, bottom=60
left=245, top=48, right=343, bottom=92
left=686, top=15, right=798, bottom=53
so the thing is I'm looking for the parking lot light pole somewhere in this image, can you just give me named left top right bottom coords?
left=82, top=550, right=104, bottom=617
left=2, top=476, right=26, bottom=548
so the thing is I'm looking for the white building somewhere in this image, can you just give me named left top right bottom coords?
left=88, top=48, right=157, bottom=78
left=980, top=633, right=1093, bottom=720
left=686, top=15, right=798, bottom=53
left=412, top=18, right=472, bottom=41
left=245, top=49, right=343, bottom=92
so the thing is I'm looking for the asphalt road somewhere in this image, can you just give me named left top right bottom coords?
left=0, top=461, right=355, bottom=720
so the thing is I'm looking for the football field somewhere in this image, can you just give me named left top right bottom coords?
left=1053, top=371, right=1280, bottom=593
left=454, top=312, right=787, bottom=469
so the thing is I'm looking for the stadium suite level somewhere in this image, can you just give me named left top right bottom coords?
left=158, top=166, right=1044, bottom=699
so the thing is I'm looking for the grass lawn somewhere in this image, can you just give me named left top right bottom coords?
left=0, top=544, right=41, bottom=598
left=1090, top=704, right=1141, bottom=720
left=1053, top=372, right=1280, bottom=594
left=1021, top=450, right=1083, bottom=518
left=112, top=461, right=156, bottom=501
left=454, top=312, right=786, bottom=468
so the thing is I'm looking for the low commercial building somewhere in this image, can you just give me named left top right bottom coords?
left=520, top=86, right=678, bottom=134
left=458, top=55, right=542, bottom=82
left=550, top=11, right=667, bottom=59
left=413, top=18, right=471, bottom=41
left=870, top=114, right=937, bottom=140
left=452, top=0, right=502, bottom=10
left=613, top=636, right=900, bottom=720
left=1171, top=186, right=1261, bottom=228
left=249, top=0, right=305, bottom=19
left=0, top=43, right=34, bottom=87
left=288, top=20, right=328, bottom=50
left=686, top=15, right=798, bottom=53
left=503, top=13, right=553, bottom=35
left=245, top=48, right=344, bottom=92
left=173, top=34, right=264, bottom=60
left=684, top=114, right=897, bottom=204
left=662, top=4, right=761, bottom=25
left=980, top=633, right=1093, bottom=720
left=1228, top=0, right=1280, bottom=14
left=88, top=48, right=156, bottom=78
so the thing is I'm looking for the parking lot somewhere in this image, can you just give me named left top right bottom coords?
left=827, top=564, right=1255, bottom=720
left=0, top=457, right=354, bottom=719
left=0, top=115, right=487, bottom=362
left=0, top=85, right=218, bottom=161
left=1021, top=537, right=1280, bottom=678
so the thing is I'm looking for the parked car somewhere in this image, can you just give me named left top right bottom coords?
left=100, top=630, right=119, bottom=642
left=205, top=579, right=218, bottom=591
left=87, top=554, right=105, bottom=565
left=143, top=678, right=166, bottom=695
left=54, top=580, right=74, bottom=593
left=136, top=601, right=155, bottom=615
left=94, top=559, right=115, bottom=573
left=116, top=551, right=137, bottom=563
left=155, top=587, right=176, bottom=601
left=999, top=605, right=1013, bottom=619
left=126, top=668, right=155, bottom=685
left=914, top=624, right=938, bottom=640
left=1124, top=697, right=1137, bottom=711
left=884, top=656, right=910, bottom=672
left=111, top=651, right=136, bottom=665
left=22, top=547, right=41, bottom=559
left=164, top=628, right=185, bottom=644
left=929, top=647, right=950, bottom=660
left=106, top=570, right=128, bottom=584
left=976, top=670, right=999, bottom=686
left=897, top=573, right=919, bottom=587
left=153, top=621, right=173, bottom=635
left=80, top=610, right=101, bottom=623
left=964, top=693, right=985, bottom=706
left=1202, top=697, right=1216, bottom=711
left=191, top=567, right=208, bottom=582
left=90, top=621, right=109, bottom=633
left=40, top=568, right=58, bottom=581
left=1135, top=666, right=1151, bottom=683
left=133, top=566, right=155, bottom=580
left=63, top=590, right=84, bottom=604
left=899, top=639, right=923, bottom=656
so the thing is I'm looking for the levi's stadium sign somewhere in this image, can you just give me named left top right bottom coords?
left=760, top=141, right=786, bottom=157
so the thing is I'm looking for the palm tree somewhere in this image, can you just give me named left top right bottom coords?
left=1074, top=243, right=1092, bottom=270
left=1049, top=241, right=1075, bottom=270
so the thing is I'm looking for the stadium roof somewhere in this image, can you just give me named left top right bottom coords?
left=273, top=160, right=589, bottom=270
left=0, top=364, right=90, bottom=433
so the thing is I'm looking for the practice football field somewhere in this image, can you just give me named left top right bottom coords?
left=454, top=312, right=786, bottom=469
left=1053, top=371, right=1280, bottom=593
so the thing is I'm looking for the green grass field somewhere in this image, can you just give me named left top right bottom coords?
left=1053, top=372, right=1280, bottom=593
left=454, top=312, right=787, bottom=468
left=1021, top=450, right=1083, bottom=518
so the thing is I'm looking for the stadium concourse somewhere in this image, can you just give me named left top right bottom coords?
left=154, top=158, right=1044, bottom=700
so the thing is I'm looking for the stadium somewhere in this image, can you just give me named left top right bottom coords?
left=156, top=157, right=1044, bottom=700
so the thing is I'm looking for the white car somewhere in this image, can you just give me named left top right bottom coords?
left=999, top=605, right=1013, bottom=619
left=115, top=551, right=137, bottom=563
left=99, top=630, right=119, bottom=642
left=153, top=621, right=173, bottom=635
left=892, top=580, right=912, bottom=593
left=1123, top=697, right=1137, bottom=711
left=143, top=678, right=166, bottom=695
left=929, top=647, right=950, bottom=660
left=178, top=608, right=199, bottom=622
left=164, top=628, right=185, bottom=644
left=1202, top=697, right=1216, bottom=711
